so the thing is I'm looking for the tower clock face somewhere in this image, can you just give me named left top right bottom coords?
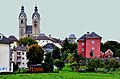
left=20, top=15, right=24, bottom=19
left=0, top=33, right=3, bottom=40
left=34, top=15, right=37, bottom=19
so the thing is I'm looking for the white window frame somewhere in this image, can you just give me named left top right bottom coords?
left=82, top=42, right=84, bottom=46
left=82, top=48, right=84, bottom=51
left=92, top=40, right=94, bottom=44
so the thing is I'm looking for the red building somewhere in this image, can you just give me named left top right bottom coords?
left=77, top=32, right=102, bottom=58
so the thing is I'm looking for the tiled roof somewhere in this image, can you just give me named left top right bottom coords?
left=50, top=37, right=62, bottom=43
left=78, top=32, right=101, bottom=41
left=0, top=35, right=13, bottom=44
left=26, top=25, right=32, bottom=34
left=87, top=32, right=101, bottom=38
left=68, top=34, right=76, bottom=39
left=78, top=34, right=87, bottom=40
left=12, top=46, right=27, bottom=51
left=42, top=43, right=56, bottom=49
left=33, top=35, right=50, bottom=40
left=8, top=35, right=18, bottom=42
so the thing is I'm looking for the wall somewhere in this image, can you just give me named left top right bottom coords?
left=0, top=44, right=12, bottom=72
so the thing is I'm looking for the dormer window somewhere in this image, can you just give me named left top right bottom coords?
left=0, top=33, right=3, bottom=40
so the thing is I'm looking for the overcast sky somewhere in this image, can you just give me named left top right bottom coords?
left=0, top=0, right=120, bottom=42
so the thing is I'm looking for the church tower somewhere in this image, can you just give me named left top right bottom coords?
left=19, top=6, right=27, bottom=38
left=32, top=6, right=40, bottom=36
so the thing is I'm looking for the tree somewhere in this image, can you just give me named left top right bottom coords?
left=54, top=59, right=65, bottom=70
left=69, top=43, right=77, bottom=53
left=61, top=38, right=69, bottom=53
left=101, top=41, right=120, bottom=57
left=17, top=37, right=38, bottom=46
left=27, top=44, right=44, bottom=65
left=44, top=53, right=54, bottom=72
left=52, top=47, right=61, bottom=59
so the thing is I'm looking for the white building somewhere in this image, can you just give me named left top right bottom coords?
left=33, top=33, right=62, bottom=49
left=12, top=46, right=28, bottom=68
left=0, top=33, right=13, bottom=72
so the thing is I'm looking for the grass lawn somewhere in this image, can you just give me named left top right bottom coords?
left=0, top=64, right=120, bottom=79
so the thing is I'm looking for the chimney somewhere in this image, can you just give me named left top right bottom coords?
left=49, top=34, right=51, bottom=38
left=87, top=32, right=89, bottom=35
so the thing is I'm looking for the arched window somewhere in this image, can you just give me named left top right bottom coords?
left=21, top=20, right=23, bottom=23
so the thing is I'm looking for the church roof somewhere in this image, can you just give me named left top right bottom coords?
left=26, top=25, right=32, bottom=34
left=19, top=6, right=27, bottom=19
left=32, top=6, right=40, bottom=19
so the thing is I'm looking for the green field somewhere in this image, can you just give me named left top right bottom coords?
left=0, top=64, right=120, bottom=79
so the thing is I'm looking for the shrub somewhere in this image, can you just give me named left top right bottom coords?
left=53, top=59, right=65, bottom=70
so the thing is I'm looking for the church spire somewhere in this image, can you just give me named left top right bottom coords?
left=21, top=6, right=24, bottom=12
left=35, top=6, right=38, bottom=13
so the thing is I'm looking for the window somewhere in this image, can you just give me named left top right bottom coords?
left=82, top=42, right=84, bottom=46
left=34, top=21, right=37, bottom=23
left=17, top=52, right=21, bottom=55
left=82, top=48, right=84, bottom=51
left=34, top=24, right=37, bottom=27
left=22, top=57, right=24, bottom=60
left=21, top=20, right=23, bottom=23
left=92, top=40, right=94, bottom=44
left=22, top=52, right=24, bottom=55
left=92, top=47, right=94, bottom=50
left=17, top=57, right=21, bottom=60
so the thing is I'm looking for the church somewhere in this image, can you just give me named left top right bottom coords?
left=19, top=5, right=40, bottom=38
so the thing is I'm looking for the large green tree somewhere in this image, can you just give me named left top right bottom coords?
left=52, top=47, right=61, bottom=59
left=27, top=44, right=44, bottom=65
left=101, top=41, right=120, bottom=57
left=61, top=38, right=70, bottom=52
left=17, top=37, right=38, bottom=46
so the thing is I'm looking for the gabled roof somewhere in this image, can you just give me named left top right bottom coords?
left=0, top=35, right=13, bottom=44
left=26, top=25, right=32, bottom=34
left=78, top=32, right=101, bottom=41
left=42, top=43, right=56, bottom=49
left=50, top=37, right=62, bottom=43
left=78, top=34, right=87, bottom=40
left=12, top=46, right=27, bottom=51
left=87, top=32, right=101, bottom=38
left=8, top=35, right=18, bottom=42
left=33, top=35, right=50, bottom=40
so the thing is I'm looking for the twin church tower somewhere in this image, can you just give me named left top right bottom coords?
left=19, top=5, right=40, bottom=38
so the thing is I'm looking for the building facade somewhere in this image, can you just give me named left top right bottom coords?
left=77, top=32, right=102, bottom=58
left=0, top=33, right=13, bottom=72
left=19, top=5, right=40, bottom=38
left=12, top=46, right=28, bottom=68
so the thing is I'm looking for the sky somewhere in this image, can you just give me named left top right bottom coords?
left=0, top=0, right=120, bottom=42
